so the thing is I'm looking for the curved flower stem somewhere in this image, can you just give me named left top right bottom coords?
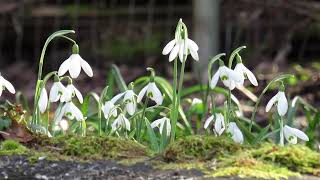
left=32, top=30, right=75, bottom=126
left=137, top=97, right=149, bottom=142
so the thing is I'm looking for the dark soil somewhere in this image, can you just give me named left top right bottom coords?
left=0, top=155, right=203, bottom=180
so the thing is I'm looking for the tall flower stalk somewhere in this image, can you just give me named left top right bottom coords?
left=163, top=19, right=199, bottom=143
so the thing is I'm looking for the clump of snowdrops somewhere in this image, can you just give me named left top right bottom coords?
left=0, top=19, right=315, bottom=152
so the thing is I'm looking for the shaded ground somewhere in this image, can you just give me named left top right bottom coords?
left=0, top=156, right=202, bottom=180
left=0, top=136, right=320, bottom=179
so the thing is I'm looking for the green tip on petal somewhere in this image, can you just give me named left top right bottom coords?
left=72, top=43, right=79, bottom=54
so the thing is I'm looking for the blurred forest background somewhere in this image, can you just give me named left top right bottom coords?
left=0, top=0, right=319, bottom=107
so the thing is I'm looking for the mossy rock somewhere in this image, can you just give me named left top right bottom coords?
left=30, top=135, right=150, bottom=161
left=0, top=140, right=29, bottom=156
left=162, top=135, right=242, bottom=162
left=250, top=143, right=320, bottom=176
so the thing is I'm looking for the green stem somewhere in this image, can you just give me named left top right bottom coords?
left=32, top=30, right=75, bottom=126
left=279, top=117, right=284, bottom=146
left=171, top=58, right=186, bottom=143
left=227, top=89, right=232, bottom=124
left=170, top=58, right=178, bottom=142
left=137, top=97, right=149, bottom=142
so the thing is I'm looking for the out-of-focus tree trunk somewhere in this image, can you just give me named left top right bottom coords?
left=193, top=0, right=220, bottom=82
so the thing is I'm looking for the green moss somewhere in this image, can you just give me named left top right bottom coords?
left=31, top=135, right=150, bottom=161
left=250, top=143, right=320, bottom=176
left=0, top=140, right=29, bottom=156
left=163, top=135, right=242, bottom=162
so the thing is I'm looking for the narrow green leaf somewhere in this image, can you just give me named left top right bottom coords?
left=144, top=117, right=159, bottom=151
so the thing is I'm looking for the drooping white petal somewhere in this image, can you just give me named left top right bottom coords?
left=124, top=90, right=136, bottom=115
left=49, top=82, right=61, bottom=102
left=70, top=103, right=84, bottom=121
left=214, top=113, right=225, bottom=136
left=221, top=66, right=243, bottom=84
left=69, top=54, right=82, bottom=78
left=111, top=92, right=125, bottom=104
left=58, top=58, right=70, bottom=76
left=222, top=79, right=236, bottom=90
left=187, top=39, right=199, bottom=51
left=151, top=118, right=163, bottom=128
left=189, top=48, right=199, bottom=61
left=148, top=82, right=163, bottom=105
left=0, top=88, right=3, bottom=97
left=137, top=84, right=148, bottom=103
left=80, top=58, right=93, bottom=77
left=204, top=115, right=214, bottom=129
left=241, top=64, right=258, bottom=86
left=73, top=86, right=83, bottom=104
left=38, top=88, right=48, bottom=113
left=284, top=125, right=309, bottom=144
left=283, top=125, right=298, bottom=144
left=210, top=69, right=221, bottom=89
left=59, top=119, right=69, bottom=131
left=169, top=44, right=180, bottom=62
left=122, top=114, right=131, bottom=131
left=266, top=92, right=279, bottom=112
left=162, top=39, right=176, bottom=55
left=227, top=122, right=244, bottom=144
left=102, top=101, right=117, bottom=119
left=277, top=91, right=288, bottom=116
left=2, top=77, right=15, bottom=94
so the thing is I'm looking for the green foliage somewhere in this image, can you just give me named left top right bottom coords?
left=0, top=117, right=11, bottom=130
left=0, top=140, right=29, bottom=156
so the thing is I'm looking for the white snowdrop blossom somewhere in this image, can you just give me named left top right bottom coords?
left=227, top=122, right=244, bottom=144
left=66, top=84, right=83, bottom=104
left=38, top=88, right=48, bottom=113
left=283, top=125, right=309, bottom=145
left=162, top=38, right=199, bottom=62
left=0, top=74, right=15, bottom=97
left=210, top=66, right=244, bottom=90
left=123, top=90, right=136, bottom=116
left=111, top=114, right=130, bottom=132
left=59, top=119, right=69, bottom=131
left=102, top=92, right=125, bottom=119
left=58, top=54, right=93, bottom=79
left=191, top=98, right=202, bottom=106
left=266, top=91, right=288, bottom=116
left=234, top=63, right=258, bottom=87
left=137, top=82, right=163, bottom=105
left=204, top=113, right=225, bottom=136
left=49, top=81, right=71, bottom=103
left=60, top=101, right=84, bottom=121
left=151, top=117, right=171, bottom=136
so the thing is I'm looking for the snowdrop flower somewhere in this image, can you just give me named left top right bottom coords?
left=162, top=38, right=199, bottom=62
left=123, top=90, right=136, bottom=115
left=59, top=119, right=69, bottom=131
left=0, top=74, right=15, bottom=97
left=283, top=125, right=309, bottom=145
left=38, top=88, right=48, bottom=113
left=227, top=122, right=244, bottom=144
left=58, top=44, right=93, bottom=79
left=111, top=113, right=130, bottom=132
left=234, top=62, right=258, bottom=87
left=266, top=90, right=288, bottom=116
left=66, top=84, right=83, bottom=104
left=191, top=98, right=202, bottom=106
left=204, top=113, right=225, bottom=136
left=102, top=92, right=125, bottom=119
left=137, top=82, right=163, bottom=105
left=162, top=19, right=199, bottom=62
left=49, top=81, right=72, bottom=103
left=210, top=65, right=244, bottom=90
left=61, top=101, right=84, bottom=121
left=151, top=117, right=171, bottom=136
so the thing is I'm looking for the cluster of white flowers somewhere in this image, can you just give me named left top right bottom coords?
left=38, top=44, right=93, bottom=131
